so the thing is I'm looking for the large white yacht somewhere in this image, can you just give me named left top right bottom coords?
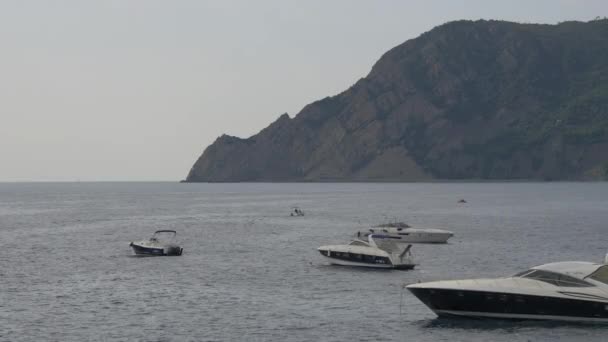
left=407, top=261, right=608, bottom=322
left=360, top=223, right=454, bottom=244
left=318, top=234, right=416, bottom=270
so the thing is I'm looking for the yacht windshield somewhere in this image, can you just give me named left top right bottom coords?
left=518, top=270, right=593, bottom=287
left=512, top=270, right=534, bottom=277
left=152, top=230, right=176, bottom=242
left=374, top=239, right=401, bottom=253
left=349, top=240, right=369, bottom=247
left=587, top=265, right=608, bottom=285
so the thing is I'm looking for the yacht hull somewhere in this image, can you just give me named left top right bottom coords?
left=130, top=243, right=183, bottom=256
left=408, top=287, right=608, bottom=323
left=321, top=256, right=414, bottom=270
left=394, top=233, right=452, bottom=244
left=367, top=229, right=453, bottom=244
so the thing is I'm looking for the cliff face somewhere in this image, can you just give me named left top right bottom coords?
left=186, top=19, right=608, bottom=182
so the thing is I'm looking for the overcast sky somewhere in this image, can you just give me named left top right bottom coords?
left=1, top=0, right=606, bottom=181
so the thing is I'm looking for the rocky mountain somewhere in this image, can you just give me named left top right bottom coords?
left=186, top=19, right=608, bottom=182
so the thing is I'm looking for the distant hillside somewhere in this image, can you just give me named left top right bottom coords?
left=186, top=19, right=608, bottom=182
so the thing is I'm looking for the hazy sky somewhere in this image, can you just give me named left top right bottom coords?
left=1, top=0, right=606, bottom=181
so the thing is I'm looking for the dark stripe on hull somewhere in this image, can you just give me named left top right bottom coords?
left=318, top=250, right=391, bottom=265
left=131, top=245, right=164, bottom=255
left=393, top=264, right=416, bottom=270
left=327, top=262, right=393, bottom=269
left=327, top=261, right=415, bottom=270
left=130, top=244, right=182, bottom=256
left=408, top=288, right=608, bottom=321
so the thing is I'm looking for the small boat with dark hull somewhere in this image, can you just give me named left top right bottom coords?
left=130, top=230, right=183, bottom=256
left=318, top=234, right=415, bottom=270
left=407, top=261, right=608, bottom=323
left=290, top=206, right=305, bottom=217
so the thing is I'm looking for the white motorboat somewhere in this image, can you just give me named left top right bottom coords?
left=360, top=223, right=453, bottom=244
left=130, top=230, right=183, bottom=256
left=318, top=234, right=416, bottom=270
left=407, top=260, right=608, bottom=322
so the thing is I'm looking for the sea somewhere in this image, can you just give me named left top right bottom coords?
left=2, top=182, right=608, bottom=342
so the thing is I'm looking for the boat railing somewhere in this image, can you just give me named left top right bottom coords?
left=152, top=230, right=178, bottom=242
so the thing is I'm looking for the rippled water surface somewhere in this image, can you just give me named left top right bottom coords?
left=2, top=182, right=608, bottom=341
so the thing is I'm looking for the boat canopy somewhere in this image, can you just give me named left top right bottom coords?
left=515, top=269, right=593, bottom=287
left=152, top=230, right=177, bottom=239
left=154, top=230, right=177, bottom=234
left=588, top=265, right=608, bottom=285
left=348, top=240, right=370, bottom=247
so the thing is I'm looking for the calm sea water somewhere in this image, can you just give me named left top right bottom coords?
left=2, top=182, right=608, bottom=342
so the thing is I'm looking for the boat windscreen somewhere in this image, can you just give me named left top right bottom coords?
left=587, top=265, right=608, bottom=285
left=349, top=240, right=369, bottom=246
left=153, top=230, right=177, bottom=240
left=374, top=239, right=401, bottom=253
left=520, top=270, right=593, bottom=287
left=513, top=269, right=534, bottom=277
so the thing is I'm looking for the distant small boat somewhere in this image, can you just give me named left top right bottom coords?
left=130, top=230, right=183, bottom=256
left=318, top=234, right=416, bottom=270
left=290, top=206, right=305, bottom=217
left=458, top=199, right=467, bottom=203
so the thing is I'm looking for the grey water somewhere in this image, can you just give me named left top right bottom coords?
left=2, top=182, right=608, bottom=342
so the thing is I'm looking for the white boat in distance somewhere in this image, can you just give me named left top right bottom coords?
left=318, top=234, right=416, bottom=270
left=407, top=260, right=608, bottom=323
left=130, top=230, right=183, bottom=256
left=359, top=222, right=454, bottom=244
